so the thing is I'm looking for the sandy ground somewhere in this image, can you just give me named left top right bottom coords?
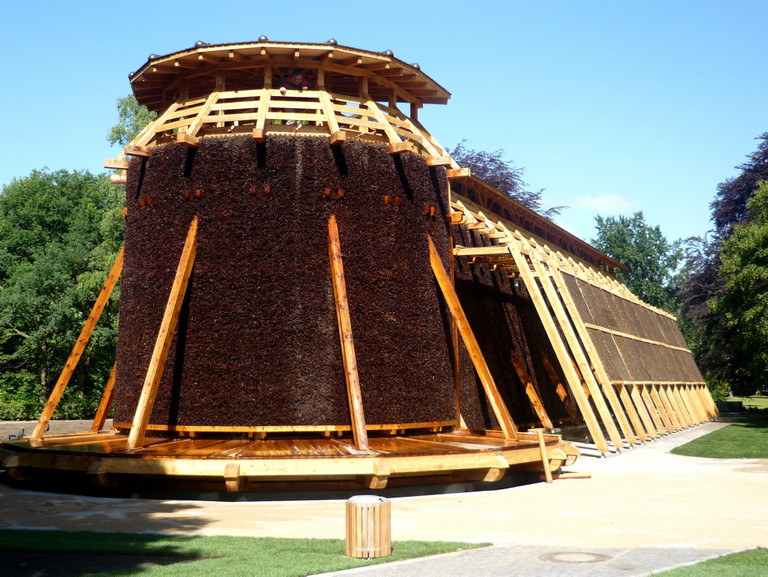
left=1, top=420, right=766, bottom=552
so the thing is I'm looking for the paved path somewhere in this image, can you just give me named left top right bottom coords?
left=2, top=420, right=766, bottom=576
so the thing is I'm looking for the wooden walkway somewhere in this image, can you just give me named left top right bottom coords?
left=2, top=428, right=577, bottom=493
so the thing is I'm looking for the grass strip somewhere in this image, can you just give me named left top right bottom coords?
left=671, top=416, right=768, bottom=459
left=653, top=548, right=768, bottom=576
left=0, top=529, right=487, bottom=577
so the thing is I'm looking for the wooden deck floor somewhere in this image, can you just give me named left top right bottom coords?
left=1, top=429, right=578, bottom=493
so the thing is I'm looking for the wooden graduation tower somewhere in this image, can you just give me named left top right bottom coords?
left=2, top=40, right=715, bottom=493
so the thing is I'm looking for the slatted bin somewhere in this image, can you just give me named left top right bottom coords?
left=345, top=495, right=391, bottom=559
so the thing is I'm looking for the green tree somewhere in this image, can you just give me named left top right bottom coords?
left=714, top=181, right=768, bottom=396
left=107, top=95, right=157, bottom=147
left=0, top=170, right=123, bottom=419
left=591, top=212, right=682, bottom=312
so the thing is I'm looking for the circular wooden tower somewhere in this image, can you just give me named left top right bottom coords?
left=2, top=40, right=577, bottom=494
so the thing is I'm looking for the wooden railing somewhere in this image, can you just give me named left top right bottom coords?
left=106, top=89, right=459, bottom=180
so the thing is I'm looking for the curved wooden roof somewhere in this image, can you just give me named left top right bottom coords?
left=130, top=40, right=451, bottom=113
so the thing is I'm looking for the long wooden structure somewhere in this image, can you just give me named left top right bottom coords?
left=2, top=39, right=716, bottom=494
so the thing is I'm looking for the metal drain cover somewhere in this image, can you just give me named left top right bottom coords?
left=540, top=552, right=612, bottom=564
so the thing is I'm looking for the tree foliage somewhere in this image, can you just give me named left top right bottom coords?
left=714, top=181, right=768, bottom=395
left=0, top=170, right=123, bottom=419
left=449, top=141, right=564, bottom=218
left=680, top=133, right=768, bottom=396
left=591, top=212, right=682, bottom=312
left=107, top=95, right=157, bottom=147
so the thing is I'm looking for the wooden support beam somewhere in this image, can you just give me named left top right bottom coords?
left=91, top=362, right=117, bottom=432
left=506, top=244, right=609, bottom=453
left=619, top=384, right=649, bottom=441
left=426, top=155, right=453, bottom=167
left=388, top=141, right=418, bottom=155
left=428, top=235, right=518, bottom=440
left=253, top=88, right=271, bottom=142
left=532, top=256, right=624, bottom=449
left=671, top=385, right=693, bottom=427
left=124, top=144, right=151, bottom=157
left=110, top=173, right=127, bottom=184
left=328, top=215, right=370, bottom=452
left=32, top=247, right=124, bottom=440
left=177, top=132, right=200, bottom=146
left=509, top=351, right=553, bottom=429
left=658, top=385, right=682, bottom=431
left=104, top=158, right=129, bottom=170
left=630, top=385, right=659, bottom=438
left=533, top=428, right=553, bottom=483
left=650, top=385, right=675, bottom=432
left=330, top=131, right=347, bottom=145
left=127, top=217, right=198, bottom=450
left=666, top=385, right=690, bottom=428
left=640, top=385, right=666, bottom=435
left=543, top=356, right=581, bottom=422
left=446, top=167, right=471, bottom=179
left=550, top=267, right=638, bottom=445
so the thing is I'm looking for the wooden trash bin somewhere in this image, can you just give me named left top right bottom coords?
left=345, top=495, right=391, bottom=558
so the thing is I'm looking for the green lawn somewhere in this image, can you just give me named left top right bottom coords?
left=0, top=529, right=487, bottom=577
left=653, top=548, right=768, bottom=576
left=729, top=395, right=768, bottom=410
left=671, top=415, right=768, bottom=458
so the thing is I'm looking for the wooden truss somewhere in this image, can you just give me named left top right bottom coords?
left=449, top=194, right=717, bottom=454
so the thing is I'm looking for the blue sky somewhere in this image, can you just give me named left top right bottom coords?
left=1, top=0, right=766, bottom=244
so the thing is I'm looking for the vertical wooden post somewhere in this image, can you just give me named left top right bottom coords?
left=127, top=217, right=198, bottom=450
left=329, top=215, right=370, bottom=451
left=32, top=247, right=124, bottom=440
left=91, top=362, right=117, bottom=431
left=533, top=428, right=553, bottom=483
left=428, top=235, right=518, bottom=440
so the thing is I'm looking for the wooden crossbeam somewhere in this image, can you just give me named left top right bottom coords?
left=328, top=215, right=370, bottom=451
left=32, top=247, right=124, bottom=441
left=91, top=362, right=117, bottom=432
left=428, top=235, right=518, bottom=440
left=127, top=217, right=198, bottom=450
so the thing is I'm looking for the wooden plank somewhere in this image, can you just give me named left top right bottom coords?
left=454, top=246, right=514, bottom=257
left=640, top=385, right=666, bottom=434
left=550, top=266, right=638, bottom=445
left=650, top=385, right=675, bottom=432
left=671, top=385, right=694, bottom=427
left=532, top=428, right=553, bottom=483
left=124, top=144, right=151, bottom=157
left=665, top=385, right=690, bottom=428
left=619, top=384, right=649, bottom=441
left=127, top=217, right=198, bottom=450
left=427, top=235, right=518, bottom=440
left=447, top=168, right=471, bottom=179
left=328, top=214, right=370, bottom=452
left=253, top=88, right=271, bottom=142
left=104, top=158, right=129, bottom=170
left=630, top=385, right=659, bottom=438
left=388, top=141, right=417, bottom=155
left=509, top=351, right=553, bottom=429
left=32, top=247, right=124, bottom=440
left=542, top=355, right=581, bottom=422
left=506, top=243, right=609, bottom=453
left=658, top=385, right=682, bottom=431
left=110, top=173, right=127, bottom=184
left=426, top=155, right=453, bottom=167
left=91, top=362, right=117, bottom=431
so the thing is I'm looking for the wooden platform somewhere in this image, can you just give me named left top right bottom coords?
left=1, top=428, right=578, bottom=493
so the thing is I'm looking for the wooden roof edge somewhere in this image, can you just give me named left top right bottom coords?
left=451, top=174, right=627, bottom=272
left=130, top=40, right=450, bottom=105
